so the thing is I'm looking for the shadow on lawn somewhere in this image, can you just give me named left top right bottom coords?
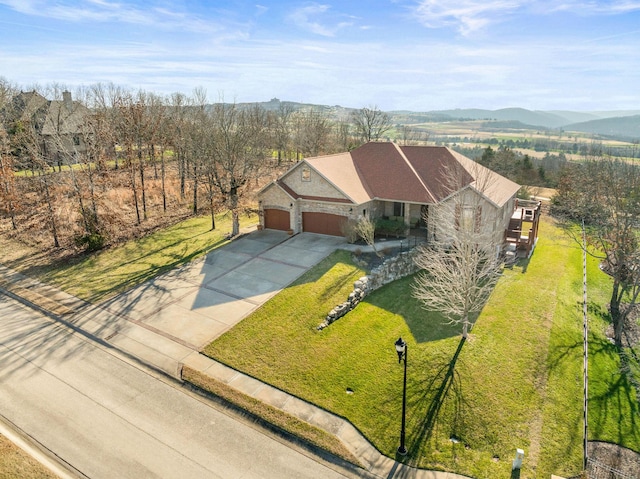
left=405, top=337, right=467, bottom=461
left=364, top=277, right=462, bottom=344
left=589, top=339, right=640, bottom=446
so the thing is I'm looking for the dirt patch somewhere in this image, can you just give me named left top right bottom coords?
left=588, top=441, right=640, bottom=478
left=605, top=304, right=640, bottom=348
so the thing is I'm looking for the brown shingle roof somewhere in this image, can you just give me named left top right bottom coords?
left=400, top=145, right=475, bottom=202
left=305, top=153, right=371, bottom=204
left=350, top=142, right=435, bottom=203
left=272, top=142, right=520, bottom=208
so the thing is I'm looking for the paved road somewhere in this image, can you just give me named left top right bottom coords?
left=0, top=296, right=353, bottom=479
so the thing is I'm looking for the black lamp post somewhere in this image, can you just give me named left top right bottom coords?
left=394, top=337, right=408, bottom=456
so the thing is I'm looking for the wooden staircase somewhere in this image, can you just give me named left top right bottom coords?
left=505, top=200, right=542, bottom=257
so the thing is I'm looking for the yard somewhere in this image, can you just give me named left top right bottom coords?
left=0, top=212, right=257, bottom=302
left=204, top=218, right=640, bottom=478
left=0, top=209, right=637, bottom=478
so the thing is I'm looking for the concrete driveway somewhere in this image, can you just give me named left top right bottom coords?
left=98, top=230, right=345, bottom=350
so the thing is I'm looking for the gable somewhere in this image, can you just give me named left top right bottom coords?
left=260, top=181, right=293, bottom=207
left=279, top=160, right=352, bottom=202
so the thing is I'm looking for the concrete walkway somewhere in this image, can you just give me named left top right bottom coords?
left=0, top=229, right=470, bottom=479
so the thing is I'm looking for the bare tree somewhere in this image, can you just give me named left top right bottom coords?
left=115, top=91, right=158, bottom=224
left=188, top=87, right=209, bottom=217
left=399, top=125, right=429, bottom=146
left=0, top=127, right=18, bottom=229
left=553, top=157, right=640, bottom=348
left=273, top=102, right=295, bottom=164
left=0, top=78, right=19, bottom=229
left=332, top=118, right=356, bottom=152
left=115, top=96, right=142, bottom=224
left=168, top=92, right=191, bottom=199
left=412, top=162, right=502, bottom=338
left=90, top=82, right=124, bottom=170
left=293, top=109, right=331, bottom=158
left=355, top=215, right=379, bottom=257
left=351, top=105, right=391, bottom=144
left=208, top=102, right=268, bottom=236
left=5, top=95, right=62, bottom=247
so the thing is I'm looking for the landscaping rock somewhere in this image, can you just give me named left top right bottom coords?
left=317, top=249, right=422, bottom=330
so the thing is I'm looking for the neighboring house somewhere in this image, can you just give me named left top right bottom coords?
left=5, top=90, right=90, bottom=166
left=258, top=142, right=526, bottom=248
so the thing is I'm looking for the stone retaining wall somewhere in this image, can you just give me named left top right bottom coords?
left=317, top=249, right=421, bottom=330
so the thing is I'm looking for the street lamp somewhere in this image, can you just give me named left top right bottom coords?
left=394, top=337, right=408, bottom=456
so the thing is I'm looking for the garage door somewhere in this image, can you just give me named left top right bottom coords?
left=264, top=209, right=290, bottom=231
left=302, top=212, right=346, bottom=236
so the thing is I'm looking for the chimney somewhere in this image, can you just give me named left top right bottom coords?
left=63, top=91, right=72, bottom=110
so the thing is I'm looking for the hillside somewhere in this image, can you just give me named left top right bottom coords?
left=430, top=107, right=568, bottom=128
left=217, top=99, right=640, bottom=140
left=563, top=115, right=640, bottom=140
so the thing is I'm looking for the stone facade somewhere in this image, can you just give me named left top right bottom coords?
left=281, top=163, right=348, bottom=200
left=317, top=249, right=421, bottom=330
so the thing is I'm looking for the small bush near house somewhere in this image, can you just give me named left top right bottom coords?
left=341, top=218, right=359, bottom=244
left=375, top=218, right=405, bottom=237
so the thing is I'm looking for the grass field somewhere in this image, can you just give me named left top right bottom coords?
left=204, top=218, right=640, bottom=478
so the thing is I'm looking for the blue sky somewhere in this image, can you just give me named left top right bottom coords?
left=1, top=0, right=639, bottom=111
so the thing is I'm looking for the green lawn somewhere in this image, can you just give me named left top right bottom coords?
left=2, top=213, right=256, bottom=303
left=204, top=218, right=640, bottom=478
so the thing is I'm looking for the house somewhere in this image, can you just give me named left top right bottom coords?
left=5, top=90, right=91, bottom=167
left=258, top=142, right=528, bottom=249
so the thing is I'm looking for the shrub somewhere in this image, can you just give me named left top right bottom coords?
left=74, top=232, right=105, bottom=252
left=375, top=218, right=405, bottom=237
left=341, top=218, right=359, bottom=244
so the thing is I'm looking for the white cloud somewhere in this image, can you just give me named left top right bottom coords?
left=542, top=0, right=640, bottom=14
left=0, top=0, right=224, bottom=33
left=412, top=0, right=640, bottom=35
left=287, top=3, right=353, bottom=37
left=413, top=0, right=524, bottom=35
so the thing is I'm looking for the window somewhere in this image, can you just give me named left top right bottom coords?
left=301, top=167, right=311, bottom=182
left=393, top=202, right=404, bottom=217
left=460, top=206, right=475, bottom=231
left=456, top=204, right=482, bottom=233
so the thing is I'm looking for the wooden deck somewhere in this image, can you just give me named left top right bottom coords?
left=505, top=199, right=542, bottom=258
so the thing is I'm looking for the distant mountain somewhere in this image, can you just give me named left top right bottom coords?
left=235, top=98, right=355, bottom=118
left=546, top=110, right=602, bottom=124
left=429, top=108, right=568, bottom=128
left=220, top=99, right=640, bottom=139
left=480, top=120, right=541, bottom=130
left=392, top=108, right=640, bottom=132
left=563, top=115, right=640, bottom=140
left=587, top=110, right=640, bottom=119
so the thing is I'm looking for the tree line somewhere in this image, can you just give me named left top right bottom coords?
left=0, top=78, right=392, bottom=251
